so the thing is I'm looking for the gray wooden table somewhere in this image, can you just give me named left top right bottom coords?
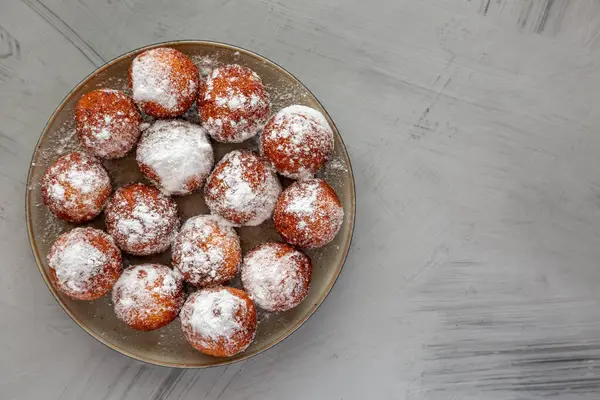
left=3, top=0, right=600, bottom=399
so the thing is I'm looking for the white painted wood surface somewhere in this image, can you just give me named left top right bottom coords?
left=2, top=0, right=600, bottom=398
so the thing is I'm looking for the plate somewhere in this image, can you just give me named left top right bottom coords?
left=25, top=41, right=355, bottom=368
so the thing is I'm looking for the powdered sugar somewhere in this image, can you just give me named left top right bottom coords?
left=76, top=89, right=141, bottom=159
left=191, top=55, right=216, bottom=77
left=49, top=232, right=106, bottom=293
left=219, top=155, right=254, bottom=210
left=249, top=93, right=260, bottom=107
left=113, top=264, right=180, bottom=303
left=284, top=179, right=341, bottom=223
left=46, top=153, right=108, bottom=197
left=261, top=105, right=334, bottom=180
left=54, top=129, right=78, bottom=155
left=130, top=47, right=198, bottom=116
left=277, top=105, right=328, bottom=126
left=285, top=182, right=319, bottom=215
left=136, top=120, right=214, bottom=195
left=241, top=243, right=311, bottom=312
left=49, top=183, right=65, bottom=201
left=199, top=64, right=270, bottom=143
left=47, top=227, right=122, bottom=300
left=322, top=157, right=348, bottom=173
left=180, top=287, right=257, bottom=356
left=63, top=168, right=96, bottom=194
left=42, top=152, right=111, bottom=223
left=116, top=201, right=174, bottom=249
left=172, top=215, right=241, bottom=287
left=204, top=150, right=281, bottom=226
left=185, top=289, right=247, bottom=341
left=105, top=184, right=179, bottom=256
left=112, top=264, right=184, bottom=330
left=274, top=179, right=344, bottom=249
left=116, top=202, right=165, bottom=246
left=131, top=50, right=179, bottom=110
left=226, top=93, right=247, bottom=110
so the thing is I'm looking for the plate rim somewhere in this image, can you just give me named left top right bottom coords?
left=25, top=40, right=356, bottom=368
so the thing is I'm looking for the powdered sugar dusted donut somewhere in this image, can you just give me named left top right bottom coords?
left=241, top=242, right=311, bottom=312
left=48, top=227, right=122, bottom=301
left=42, top=151, right=111, bottom=223
left=129, top=47, right=199, bottom=118
left=112, top=264, right=184, bottom=331
left=136, top=119, right=214, bottom=196
left=180, top=286, right=257, bottom=357
left=172, top=215, right=241, bottom=287
left=204, top=150, right=281, bottom=226
left=260, top=105, right=334, bottom=179
left=198, top=64, right=270, bottom=143
left=75, top=89, right=142, bottom=159
left=104, top=183, right=179, bottom=256
left=274, top=179, right=344, bottom=249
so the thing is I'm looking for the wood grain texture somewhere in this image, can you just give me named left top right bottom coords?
left=2, top=0, right=600, bottom=398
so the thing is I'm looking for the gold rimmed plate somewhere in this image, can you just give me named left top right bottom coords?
left=26, top=41, right=355, bottom=368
